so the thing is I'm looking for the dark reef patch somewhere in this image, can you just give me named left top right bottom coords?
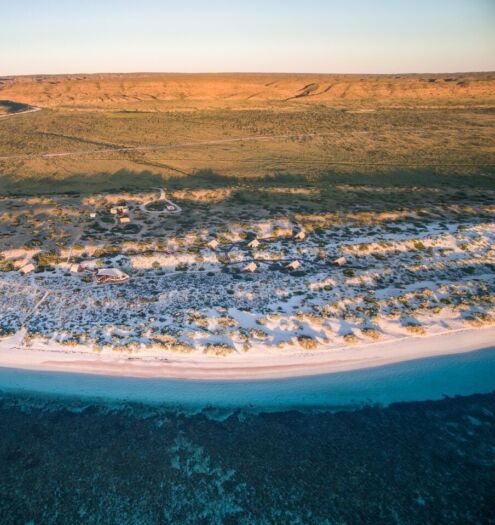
left=0, top=392, right=494, bottom=524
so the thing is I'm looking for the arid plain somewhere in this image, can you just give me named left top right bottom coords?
left=1, top=72, right=494, bottom=191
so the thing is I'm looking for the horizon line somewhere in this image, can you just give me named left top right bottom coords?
left=2, top=69, right=495, bottom=79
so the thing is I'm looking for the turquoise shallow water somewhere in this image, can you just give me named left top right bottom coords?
left=0, top=347, right=494, bottom=409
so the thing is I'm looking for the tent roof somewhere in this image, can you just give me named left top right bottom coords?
left=96, top=268, right=128, bottom=278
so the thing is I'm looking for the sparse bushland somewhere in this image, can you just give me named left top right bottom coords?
left=361, top=327, right=382, bottom=341
left=297, top=335, right=318, bottom=350
left=203, top=342, right=235, bottom=357
left=343, top=332, right=359, bottom=344
left=0, top=73, right=494, bottom=195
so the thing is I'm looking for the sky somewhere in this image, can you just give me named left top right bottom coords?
left=1, top=0, right=494, bottom=75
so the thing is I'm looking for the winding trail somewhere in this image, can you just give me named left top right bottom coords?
left=0, top=128, right=493, bottom=168
left=140, top=187, right=182, bottom=215
left=0, top=131, right=347, bottom=161
left=0, top=109, right=493, bottom=168
left=65, top=224, right=86, bottom=264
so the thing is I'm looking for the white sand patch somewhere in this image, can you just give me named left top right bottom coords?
left=0, top=325, right=494, bottom=381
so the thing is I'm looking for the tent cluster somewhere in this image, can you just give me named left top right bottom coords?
left=204, top=228, right=347, bottom=274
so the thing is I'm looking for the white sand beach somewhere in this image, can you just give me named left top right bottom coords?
left=0, top=326, right=494, bottom=381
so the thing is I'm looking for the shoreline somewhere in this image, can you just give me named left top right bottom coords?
left=0, top=326, right=494, bottom=382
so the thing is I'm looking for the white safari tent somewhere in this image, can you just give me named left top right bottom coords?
left=110, top=206, right=128, bottom=215
left=95, top=268, right=129, bottom=284
left=247, top=239, right=260, bottom=249
left=286, top=260, right=301, bottom=271
left=19, top=263, right=35, bottom=275
left=242, top=262, right=258, bottom=273
left=70, top=263, right=83, bottom=273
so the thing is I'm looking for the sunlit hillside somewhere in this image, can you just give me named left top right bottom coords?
left=1, top=72, right=495, bottom=111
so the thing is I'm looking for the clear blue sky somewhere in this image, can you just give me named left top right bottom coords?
left=2, top=0, right=494, bottom=75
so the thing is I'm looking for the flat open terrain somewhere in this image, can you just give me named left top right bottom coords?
left=0, top=72, right=494, bottom=194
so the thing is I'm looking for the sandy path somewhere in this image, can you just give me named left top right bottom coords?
left=139, top=187, right=182, bottom=215
left=0, top=130, right=347, bottom=161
